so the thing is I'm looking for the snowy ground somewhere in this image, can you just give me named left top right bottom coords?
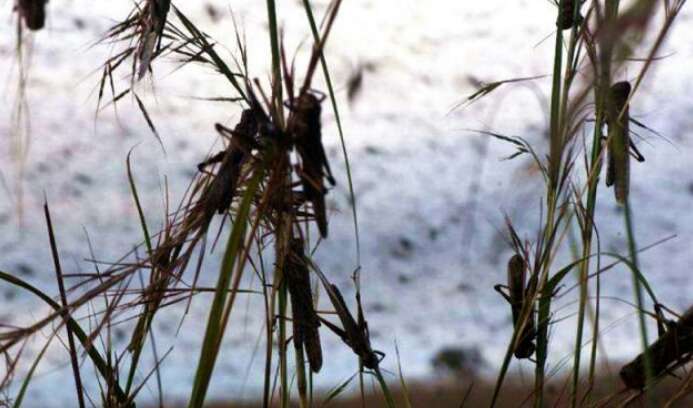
left=1, top=1, right=693, bottom=406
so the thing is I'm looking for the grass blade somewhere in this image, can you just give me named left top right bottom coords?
left=44, top=200, right=86, bottom=408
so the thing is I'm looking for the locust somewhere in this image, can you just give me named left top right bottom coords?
left=284, top=238, right=323, bottom=373
left=310, top=266, right=383, bottom=370
left=197, top=109, right=258, bottom=219
left=620, top=305, right=693, bottom=390
left=320, top=284, right=382, bottom=370
left=557, top=0, right=583, bottom=30
left=605, top=81, right=645, bottom=205
left=17, top=0, right=48, bottom=31
left=287, top=91, right=336, bottom=238
left=494, top=254, right=537, bottom=360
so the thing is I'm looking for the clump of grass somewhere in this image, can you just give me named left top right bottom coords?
left=456, top=1, right=691, bottom=406
left=1, top=1, right=692, bottom=407
left=0, top=1, right=396, bottom=407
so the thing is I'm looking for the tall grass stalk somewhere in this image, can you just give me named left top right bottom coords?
left=533, top=2, right=567, bottom=405
left=486, top=1, right=687, bottom=406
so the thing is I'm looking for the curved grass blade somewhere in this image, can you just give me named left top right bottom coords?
left=300, top=0, right=361, bottom=265
left=12, top=334, right=54, bottom=408
left=0, top=270, right=128, bottom=404
left=321, top=373, right=357, bottom=406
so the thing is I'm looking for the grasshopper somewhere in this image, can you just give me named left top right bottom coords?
left=197, top=109, right=258, bottom=218
left=310, top=265, right=383, bottom=370
left=321, top=283, right=383, bottom=369
left=605, top=81, right=645, bottom=205
left=495, top=254, right=537, bottom=360
left=284, top=238, right=323, bottom=373
left=557, top=0, right=584, bottom=31
left=17, top=0, right=48, bottom=31
left=620, top=305, right=693, bottom=390
left=286, top=91, right=336, bottom=238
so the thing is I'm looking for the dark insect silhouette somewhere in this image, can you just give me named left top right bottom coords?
left=322, top=283, right=383, bottom=369
left=605, top=81, right=645, bottom=204
left=620, top=305, right=693, bottom=389
left=311, top=266, right=383, bottom=370
left=557, top=0, right=583, bottom=30
left=17, top=0, right=48, bottom=31
left=197, top=109, right=258, bottom=218
left=285, top=238, right=323, bottom=373
left=495, top=254, right=537, bottom=359
left=288, top=91, right=336, bottom=238
left=347, top=67, right=364, bottom=104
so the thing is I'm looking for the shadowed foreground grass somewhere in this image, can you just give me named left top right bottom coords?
left=160, top=369, right=693, bottom=407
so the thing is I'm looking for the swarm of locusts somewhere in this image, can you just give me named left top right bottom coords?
left=121, top=0, right=387, bottom=401
left=480, top=1, right=693, bottom=405
left=124, top=40, right=386, bottom=401
left=1, top=0, right=389, bottom=405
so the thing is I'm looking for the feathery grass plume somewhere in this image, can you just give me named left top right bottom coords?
left=605, top=81, right=632, bottom=204
left=620, top=305, right=693, bottom=390
left=16, top=0, right=48, bottom=31
left=136, top=0, right=171, bottom=79
left=100, top=0, right=171, bottom=81
left=448, top=75, right=547, bottom=113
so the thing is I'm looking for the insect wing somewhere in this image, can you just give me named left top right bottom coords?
left=507, top=254, right=527, bottom=325
left=608, top=82, right=632, bottom=205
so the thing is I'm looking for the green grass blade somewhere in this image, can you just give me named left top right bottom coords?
left=124, top=149, right=157, bottom=396
left=374, top=367, right=396, bottom=408
left=300, top=0, right=361, bottom=265
left=188, top=171, right=262, bottom=408
left=12, top=334, right=54, bottom=408
left=395, top=342, right=413, bottom=408
left=0, top=270, right=129, bottom=403
left=322, top=373, right=357, bottom=405
left=126, top=148, right=153, bottom=257
left=265, top=0, right=283, bottom=122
